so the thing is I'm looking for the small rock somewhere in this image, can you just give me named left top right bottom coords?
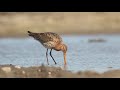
left=22, top=71, right=25, bottom=74
left=48, top=72, right=51, bottom=75
left=38, top=69, right=41, bottom=72
left=15, top=65, right=21, bottom=69
left=1, top=67, right=11, bottom=73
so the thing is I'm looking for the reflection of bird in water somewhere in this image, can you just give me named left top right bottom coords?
left=28, top=31, right=67, bottom=65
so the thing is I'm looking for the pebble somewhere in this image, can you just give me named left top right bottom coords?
left=48, top=72, right=51, bottom=75
left=15, top=65, right=21, bottom=69
left=22, top=71, right=26, bottom=74
left=1, top=67, right=11, bottom=73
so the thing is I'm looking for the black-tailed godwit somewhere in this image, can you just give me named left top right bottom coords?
left=28, top=31, right=67, bottom=65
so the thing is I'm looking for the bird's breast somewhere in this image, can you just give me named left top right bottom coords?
left=42, top=41, right=56, bottom=49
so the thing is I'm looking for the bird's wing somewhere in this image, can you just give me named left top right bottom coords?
left=37, top=32, right=63, bottom=44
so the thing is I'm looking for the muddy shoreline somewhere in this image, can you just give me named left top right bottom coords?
left=1, top=12, right=120, bottom=37
left=0, top=64, right=120, bottom=78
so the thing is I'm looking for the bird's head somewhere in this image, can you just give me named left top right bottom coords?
left=61, top=43, right=67, bottom=53
left=55, top=43, right=67, bottom=65
left=62, top=43, right=67, bottom=65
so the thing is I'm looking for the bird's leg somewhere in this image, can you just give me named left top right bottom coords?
left=46, top=49, right=49, bottom=65
left=50, top=49, right=57, bottom=64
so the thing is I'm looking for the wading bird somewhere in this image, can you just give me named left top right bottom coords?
left=28, top=31, right=67, bottom=65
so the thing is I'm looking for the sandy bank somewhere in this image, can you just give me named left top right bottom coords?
left=1, top=12, right=120, bottom=37
left=0, top=64, right=120, bottom=78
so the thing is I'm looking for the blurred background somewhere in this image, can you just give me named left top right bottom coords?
left=0, top=12, right=120, bottom=37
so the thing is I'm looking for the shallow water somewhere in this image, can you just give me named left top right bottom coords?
left=0, top=34, right=120, bottom=73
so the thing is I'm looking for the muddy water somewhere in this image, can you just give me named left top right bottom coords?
left=0, top=34, right=120, bottom=73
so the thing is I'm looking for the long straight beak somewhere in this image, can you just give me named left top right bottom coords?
left=64, top=52, right=67, bottom=65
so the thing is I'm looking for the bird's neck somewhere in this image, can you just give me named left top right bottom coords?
left=54, top=43, right=64, bottom=51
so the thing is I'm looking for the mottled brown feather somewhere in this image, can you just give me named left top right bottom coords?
left=28, top=31, right=62, bottom=44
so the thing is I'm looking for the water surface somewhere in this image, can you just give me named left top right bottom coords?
left=0, top=34, right=120, bottom=73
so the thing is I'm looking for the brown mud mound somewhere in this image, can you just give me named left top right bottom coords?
left=0, top=64, right=120, bottom=78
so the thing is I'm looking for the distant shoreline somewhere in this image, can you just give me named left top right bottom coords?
left=0, top=32, right=120, bottom=38
left=1, top=12, right=120, bottom=38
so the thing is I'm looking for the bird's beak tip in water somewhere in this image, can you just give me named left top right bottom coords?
left=64, top=52, right=67, bottom=65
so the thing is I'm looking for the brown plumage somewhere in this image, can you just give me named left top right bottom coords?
left=28, top=31, right=67, bottom=65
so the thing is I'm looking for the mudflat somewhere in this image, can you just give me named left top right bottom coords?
left=0, top=64, right=120, bottom=78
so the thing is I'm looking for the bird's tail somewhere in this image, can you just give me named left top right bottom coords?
left=28, top=31, right=31, bottom=34
left=27, top=31, right=40, bottom=40
left=27, top=31, right=35, bottom=37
